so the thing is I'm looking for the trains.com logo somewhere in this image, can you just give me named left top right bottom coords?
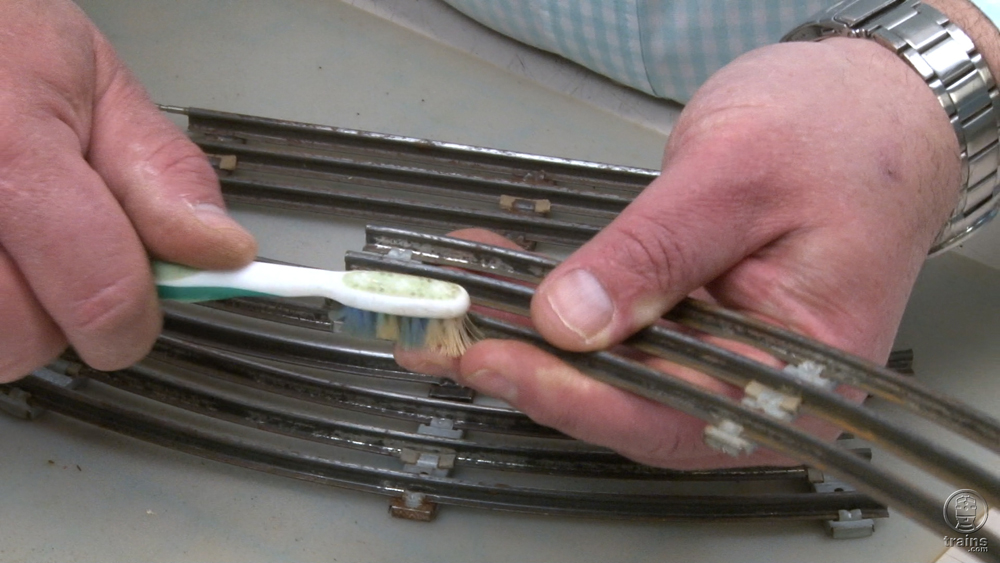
left=943, top=489, right=989, bottom=554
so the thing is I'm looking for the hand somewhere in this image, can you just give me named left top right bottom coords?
left=401, top=37, right=963, bottom=469
left=0, top=0, right=256, bottom=383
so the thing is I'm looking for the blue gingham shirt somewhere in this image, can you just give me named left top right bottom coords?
left=442, top=0, right=1000, bottom=103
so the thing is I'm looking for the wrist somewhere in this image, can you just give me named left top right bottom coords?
left=783, top=0, right=1000, bottom=254
left=923, top=0, right=1000, bottom=77
left=825, top=37, right=963, bottom=250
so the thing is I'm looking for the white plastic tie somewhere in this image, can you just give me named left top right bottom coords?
left=703, top=419, right=756, bottom=456
left=783, top=360, right=836, bottom=390
left=741, top=380, right=801, bottom=421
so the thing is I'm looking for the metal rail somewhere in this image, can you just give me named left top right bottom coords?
left=172, top=249, right=993, bottom=511
left=165, top=105, right=656, bottom=193
left=161, top=302, right=423, bottom=382
left=194, top=138, right=629, bottom=219
left=115, top=228, right=996, bottom=540
left=70, top=357, right=817, bottom=481
left=159, top=106, right=670, bottom=247
left=360, top=225, right=1000, bottom=453
left=5, top=108, right=996, bottom=545
left=218, top=175, right=600, bottom=246
left=149, top=331, right=560, bottom=437
left=364, top=246, right=1000, bottom=502
left=10, top=372, right=888, bottom=522
left=345, top=227, right=1000, bottom=546
left=467, top=313, right=991, bottom=544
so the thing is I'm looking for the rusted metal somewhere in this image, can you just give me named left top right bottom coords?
left=389, top=492, right=438, bottom=522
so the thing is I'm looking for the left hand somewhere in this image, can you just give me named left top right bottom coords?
left=398, top=36, right=961, bottom=469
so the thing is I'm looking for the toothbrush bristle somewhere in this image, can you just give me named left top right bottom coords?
left=338, top=307, right=378, bottom=340
left=423, top=316, right=480, bottom=357
left=375, top=313, right=400, bottom=341
left=335, top=307, right=478, bottom=357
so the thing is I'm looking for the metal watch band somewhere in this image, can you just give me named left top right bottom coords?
left=783, top=0, right=1000, bottom=255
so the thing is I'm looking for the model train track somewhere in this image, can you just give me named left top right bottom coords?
left=3, top=108, right=997, bottom=552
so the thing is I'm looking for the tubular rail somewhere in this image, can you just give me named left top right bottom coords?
left=346, top=226, right=1000, bottom=547
left=217, top=175, right=600, bottom=246
left=149, top=330, right=560, bottom=437
left=71, top=358, right=815, bottom=481
left=165, top=105, right=656, bottom=193
left=353, top=247, right=1000, bottom=505
left=359, top=225, right=1000, bottom=453
left=9, top=373, right=888, bottom=522
left=193, top=138, right=630, bottom=218
left=4, top=108, right=997, bottom=547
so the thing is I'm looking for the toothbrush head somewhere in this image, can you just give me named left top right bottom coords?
left=337, top=270, right=470, bottom=318
left=335, top=270, right=477, bottom=357
left=335, top=307, right=480, bottom=357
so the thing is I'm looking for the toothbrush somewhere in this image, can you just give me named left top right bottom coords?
left=153, top=260, right=476, bottom=356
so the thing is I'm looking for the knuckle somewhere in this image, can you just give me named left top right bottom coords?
left=522, top=371, right=602, bottom=440
left=627, top=432, right=683, bottom=467
left=66, top=271, right=153, bottom=341
left=669, top=106, right=781, bottom=183
left=609, top=215, right=692, bottom=296
left=141, top=135, right=217, bottom=186
left=0, top=119, right=42, bottom=180
left=0, top=338, right=66, bottom=384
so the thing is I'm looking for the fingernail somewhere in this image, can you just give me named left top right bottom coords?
left=465, top=369, right=518, bottom=403
left=190, top=202, right=242, bottom=231
left=545, top=269, right=613, bottom=342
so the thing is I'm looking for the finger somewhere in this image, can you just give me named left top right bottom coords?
left=0, top=116, right=163, bottom=370
left=0, top=248, right=65, bottom=383
left=446, top=228, right=524, bottom=249
left=531, top=144, right=796, bottom=351
left=85, top=37, right=256, bottom=270
left=459, top=339, right=855, bottom=469
left=459, top=339, right=706, bottom=465
left=0, top=0, right=162, bottom=370
left=394, top=345, right=461, bottom=378
left=457, top=339, right=805, bottom=469
left=394, top=227, right=527, bottom=377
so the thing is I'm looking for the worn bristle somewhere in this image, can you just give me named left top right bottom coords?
left=335, top=307, right=478, bottom=357
left=421, top=316, right=481, bottom=357
left=375, top=313, right=400, bottom=341
left=336, top=307, right=377, bottom=340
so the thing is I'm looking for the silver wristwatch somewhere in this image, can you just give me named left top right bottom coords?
left=783, top=0, right=1000, bottom=255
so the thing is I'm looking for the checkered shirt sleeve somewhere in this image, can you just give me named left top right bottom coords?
left=441, top=0, right=1000, bottom=103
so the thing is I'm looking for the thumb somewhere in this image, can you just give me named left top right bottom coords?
left=86, top=42, right=256, bottom=270
left=532, top=153, right=786, bottom=351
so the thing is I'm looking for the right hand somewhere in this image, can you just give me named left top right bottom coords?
left=0, top=0, right=257, bottom=382
left=400, top=36, right=962, bottom=470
